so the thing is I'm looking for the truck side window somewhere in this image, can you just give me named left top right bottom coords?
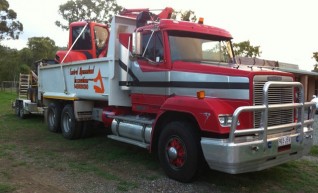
left=142, top=31, right=164, bottom=62
left=94, top=26, right=109, bottom=56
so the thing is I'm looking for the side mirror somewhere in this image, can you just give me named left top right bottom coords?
left=132, top=32, right=142, bottom=55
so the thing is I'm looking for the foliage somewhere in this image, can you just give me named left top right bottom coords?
left=313, top=52, right=318, bottom=62
left=233, top=40, right=261, bottom=57
left=312, top=52, right=318, bottom=71
left=19, top=48, right=33, bottom=66
left=0, top=37, right=58, bottom=81
left=171, top=10, right=197, bottom=22
left=27, top=37, right=58, bottom=62
left=19, top=64, right=30, bottom=74
left=55, top=0, right=123, bottom=30
left=0, top=45, right=20, bottom=81
left=0, top=0, right=23, bottom=41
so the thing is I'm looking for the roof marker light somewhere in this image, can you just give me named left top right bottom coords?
left=198, top=17, right=204, bottom=24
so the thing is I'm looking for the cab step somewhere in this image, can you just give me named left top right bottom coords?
left=107, top=135, right=149, bottom=149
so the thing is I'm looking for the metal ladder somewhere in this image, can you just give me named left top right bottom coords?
left=18, top=73, right=30, bottom=99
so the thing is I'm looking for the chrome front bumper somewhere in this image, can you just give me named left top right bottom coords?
left=201, top=129, right=313, bottom=174
left=201, top=81, right=316, bottom=174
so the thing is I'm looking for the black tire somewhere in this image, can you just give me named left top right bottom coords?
left=47, top=102, right=62, bottom=132
left=15, top=100, right=20, bottom=117
left=19, top=102, right=26, bottom=119
left=158, top=121, right=203, bottom=183
left=61, top=104, right=82, bottom=139
left=81, top=121, right=94, bottom=138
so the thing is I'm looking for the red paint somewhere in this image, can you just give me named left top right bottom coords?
left=157, top=95, right=252, bottom=134
left=102, top=106, right=131, bottom=128
left=131, top=94, right=167, bottom=114
left=119, top=33, right=132, bottom=49
left=56, top=22, right=109, bottom=64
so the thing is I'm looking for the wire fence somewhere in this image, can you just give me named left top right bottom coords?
left=1, top=81, right=18, bottom=93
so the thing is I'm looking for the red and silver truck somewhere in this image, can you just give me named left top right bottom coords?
left=14, top=8, right=316, bottom=182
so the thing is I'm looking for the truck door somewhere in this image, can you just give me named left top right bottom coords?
left=130, top=30, right=169, bottom=113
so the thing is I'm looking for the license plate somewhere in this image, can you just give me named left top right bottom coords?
left=278, top=136, right=291, bottom=147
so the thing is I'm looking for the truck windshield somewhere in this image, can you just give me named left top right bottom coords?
left=168, top=31, right=234, bottom=64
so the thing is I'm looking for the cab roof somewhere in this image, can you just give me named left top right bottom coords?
left=151, top=19, right=232, bottom=39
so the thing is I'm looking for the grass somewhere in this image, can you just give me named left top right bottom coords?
left=310, top=145, right=318, bottom=156
left=0, top=184, right=15, bottom=193
left=0, top=91, right=146, bottom=192
left=0, top=90, right=318, bottom=193
left=68, top=161, right=120, bottom=181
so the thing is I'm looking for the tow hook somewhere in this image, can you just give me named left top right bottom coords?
left=250, top=145, right=259, bottom=152
left=305, top=134, right=313, bottom=139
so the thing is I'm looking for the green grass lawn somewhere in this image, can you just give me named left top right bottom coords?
left=0, top=91, right=318, bottom=193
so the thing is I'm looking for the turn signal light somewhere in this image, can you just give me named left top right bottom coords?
left=197, top=90, right=205, bottom=99
left=198, top=17, right=204, bottom=24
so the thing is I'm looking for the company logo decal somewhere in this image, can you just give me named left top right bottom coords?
left=93, top=69, right=105, bottom=93
left=70, top=65, right=105, bottom=93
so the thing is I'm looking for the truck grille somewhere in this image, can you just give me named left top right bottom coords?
left=253, top=76, right=294, bottom=128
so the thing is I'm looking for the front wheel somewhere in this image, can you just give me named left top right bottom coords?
left=158, top=121, right=203, bottom=182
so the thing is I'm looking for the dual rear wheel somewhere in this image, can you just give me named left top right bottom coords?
left=47, top=102, right=90, bottom=139
left=46, top=102, right=204, bottom=182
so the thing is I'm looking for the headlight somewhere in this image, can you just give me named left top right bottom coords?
left=218, top=114, right=239, bottom=127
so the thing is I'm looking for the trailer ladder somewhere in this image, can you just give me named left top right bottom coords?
left=18, top=73, right=30, bottom=99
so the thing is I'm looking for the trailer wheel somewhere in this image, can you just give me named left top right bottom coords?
left=61, top=104, right=82, bottom=139
left=15, top=100, right=20, bottom=117
left=47, top=102, right=62, bottom=132
left=19, top=102, right=26, bottom=119
left=158, top=121, right=202, bottom=183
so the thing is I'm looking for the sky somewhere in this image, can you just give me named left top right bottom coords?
left=2, top=0, right=317, bottom=71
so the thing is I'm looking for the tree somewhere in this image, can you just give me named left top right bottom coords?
left=19, top=48, right=33, bottom=66
left=55, top=0, right=123, bottom=30
left=0, top=45, right=20, bottom=81
left=313, top=52, right=318, bottom=71
left=27, top=37, right=58, bottom=61
left=171, top=10, right=197, bottom=22
left=233, top=40, right=261, bottom=58
left=0, top=0, right=23, bottom=40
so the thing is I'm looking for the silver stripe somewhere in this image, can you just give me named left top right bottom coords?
left=169, top=87, right=249, bottom=100
left=129, top=64, right=249, bottom=99
left=170, top=71, right=249, bottom=83
left=169, top=71, right=249, bottom=99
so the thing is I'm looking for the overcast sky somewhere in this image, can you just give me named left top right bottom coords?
left=2, top=0, right=317, bottom=71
